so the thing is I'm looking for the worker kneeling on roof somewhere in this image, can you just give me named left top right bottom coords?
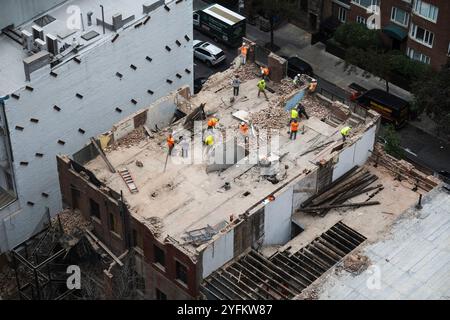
left=340, top=126, right=352, bottom=142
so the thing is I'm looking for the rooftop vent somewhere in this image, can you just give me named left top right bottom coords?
left=32, top=25, right=44, bottom=41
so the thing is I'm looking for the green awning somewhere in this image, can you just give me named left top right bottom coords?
left=382, top=24, right=408, bottom=41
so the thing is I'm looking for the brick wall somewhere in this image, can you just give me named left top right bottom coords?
left=57, top=155, right=199, bottom=299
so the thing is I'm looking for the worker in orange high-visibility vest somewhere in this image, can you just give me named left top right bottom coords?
left=167, top=134, right=175, bottom=155
left=290, top=120, right=300, bottom=140
left=260, top=66, right=270, bottom=81
left=239, top=122, right=249, bottom=136
left=240, top=42, right=248, bottom=65
left=207, top=117, right=219, bottom=130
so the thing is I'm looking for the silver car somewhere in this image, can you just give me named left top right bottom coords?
left=193, top=40, right=226, bottom=67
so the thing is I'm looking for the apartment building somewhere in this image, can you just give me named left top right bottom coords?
left=0, top=0, right=194, bottom=253
left=324, top=0, right=450, bottom=70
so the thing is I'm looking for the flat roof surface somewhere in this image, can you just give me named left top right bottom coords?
left=312, top=186, right=450, bottom=299
left=0, top=0, right=159, bottom=95
left=85, top=65, right=360, bottom=249
left=204, top=4, right=245, bottom=25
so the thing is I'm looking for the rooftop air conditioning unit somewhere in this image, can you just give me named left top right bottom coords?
left=21, top=30, right=34, bottom=52
left=35, top=38, right=47, bottom=52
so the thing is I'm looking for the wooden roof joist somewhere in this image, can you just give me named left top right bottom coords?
left=234, top=260, right=289, bottom=299
left=271, top=254, right=317, bottom=284
left=226, top=265, right=278, bottom=300
left=222, top=268, right=268, bottom=300
left=212, top=273, right=253, bottom=300
left=246, top=251, right=305, bottom=291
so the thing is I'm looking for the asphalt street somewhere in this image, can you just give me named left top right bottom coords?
left=193, top=30, right=239, bottom=80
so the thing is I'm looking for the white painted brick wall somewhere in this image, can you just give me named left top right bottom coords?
left=0, top=0, right=194, bottom=250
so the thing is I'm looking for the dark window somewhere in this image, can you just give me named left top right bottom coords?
left=175, top=261, right=188, bottom=284
left=156, top=288, right=167, bottom=300
left=109, top=213, right=120, bottom=234
left=132, top=229, right=143, bottom=249
left=89, top=199, right=100, bottom=219
left=154, top=245, right=165, bottom=267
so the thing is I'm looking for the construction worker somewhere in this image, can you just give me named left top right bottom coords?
left=296, top=102, right=309, bottom=120
left=341, top=126, right=352, bottom=142
left=167, top=134, right=175, bottom=155
left=257, top=79, right=269, bottom=101
left=180, top=136, right=189, bottom=158
left=240, top=42, right=248, bottom=65
left=293, top=74, right=302, bottom=86
left=204, top=134, right=214, bottom=146
left=207, top=117, right=219, bottom=130
left=239, top=121, right=249, bottom=143
left=239, top=121, right=249, bottom=135
left=308, top=79, right=318, bottom=93
left=232, top=74, right=241, bottom=97
left=260, top=66, right=270, bottom=81
left=290, top=107, right=299, bottom=124
left=290, top=119, right=300, bottom=140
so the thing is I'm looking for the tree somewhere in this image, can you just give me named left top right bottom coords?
left=411, top=63, right=450, bottom=136
left=334, top=22, right=381, bottom=50
left=383, top=124, right=404, bottom=159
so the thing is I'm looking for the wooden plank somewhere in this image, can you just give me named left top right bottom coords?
left=90, top=137, right=116, bottom=173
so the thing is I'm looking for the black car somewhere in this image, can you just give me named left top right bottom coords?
left=194, top=77, right=208, bottom=94
left=282, top=56, right=314, bottom=78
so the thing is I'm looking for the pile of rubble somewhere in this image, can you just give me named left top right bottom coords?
left=56, top=209, right=92, bottom=237
left=106, top=127, right=147, bottom=152
left=250, top=105, right=290, bottom=130
left=0, top=264, right=16, bottom=299
left=302, top=95, right=331, bottom=120
left=343, top=252, right=371, bottom=275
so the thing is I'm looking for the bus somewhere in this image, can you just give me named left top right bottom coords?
left=193, top=4, right=246, bottom=47
left=357, top=89, right=410, bottom=128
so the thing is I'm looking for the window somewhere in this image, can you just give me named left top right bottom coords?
left=356, top=16, right=367, bottom=25
left=109, top=213, right=121, bottom=235
left=410, top=23, right=434, bottom=47
left=413, top=0, right=438, bottom=22
left=132, top=229, right=143, bottom=249
left=338, top=7, right=347, bottom=23
left=175, top=261, right=188, bottom=285
left=89, top=199, right=100, bottom=219
left=391, top=7, right=409, bottom=26
left=407, top=47, right=431, bottom=64
left=154, top=245, right=165, bottom=267
left=156, top=288, right=167, bottom=300
left=448, top=42, right=450, bottom=56
left=351, top=0, right=380, bottom=8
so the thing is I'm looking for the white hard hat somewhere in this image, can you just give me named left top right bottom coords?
left=241, top=121, right=245, bottom=125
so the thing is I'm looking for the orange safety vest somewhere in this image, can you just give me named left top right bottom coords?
left=208, top=118, right=218, bottom=127
left=261, top=67, right=269, bottom=76
left=309, top=82, right=317, bottom=92
left=167, top=136, right=175, bottom=148
left=241, top=46, right=248, bottom=56
left=291, top=121, right=300, bottom=132
left=240, top=124, right=249, bottom=135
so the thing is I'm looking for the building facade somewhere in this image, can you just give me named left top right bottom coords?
left=324, top=0, right=450, bottom=70
left=0, top=0, right=194, bottom=252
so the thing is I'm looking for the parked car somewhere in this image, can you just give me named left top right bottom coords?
left=281, top=56, right=314, bottom=78
left=193, top=40, right=226, bottom=67
left=194, top=77, right=208, bottom=94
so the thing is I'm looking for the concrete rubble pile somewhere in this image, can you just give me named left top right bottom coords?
left=106, top=127, right=147, bottom=151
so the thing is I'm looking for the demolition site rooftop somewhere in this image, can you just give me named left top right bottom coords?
left=84, top=64, right=378, bottom=249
